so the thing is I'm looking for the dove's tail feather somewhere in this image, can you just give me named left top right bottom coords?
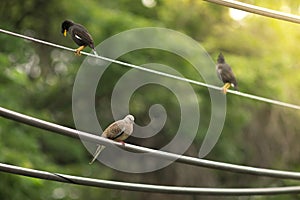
left=89, top=145, right=106, bottom=164
left=92, top=49, right=98, bottom=56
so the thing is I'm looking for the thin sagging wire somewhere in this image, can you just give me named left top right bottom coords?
left=0, top=28, right=299, bottom=110
left=204, top=0, right=300, bottom=24
left=1, top=106, right=300, bottom=180
left=2, top=162, right=300, bottom=196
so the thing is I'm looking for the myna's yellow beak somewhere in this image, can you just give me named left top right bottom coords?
left=63, top=29, right=67, bottom=37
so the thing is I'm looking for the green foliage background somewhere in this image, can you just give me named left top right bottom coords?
left=0, top=0, right=300, bottom=199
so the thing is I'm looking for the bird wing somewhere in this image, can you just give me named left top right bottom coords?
left=111, top=127, right=126, bottom=140
left=102, top=121, right=125, bottom=140
left=71, top=25, right=94, bottom=48
left=218, top=63, right=237, bottom=84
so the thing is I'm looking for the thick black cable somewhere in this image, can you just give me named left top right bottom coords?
left=0, top=1, right=299, bottom=195
left=1, top=106, right=300, bottom=180
left=1, top=162, right=300, bottom=196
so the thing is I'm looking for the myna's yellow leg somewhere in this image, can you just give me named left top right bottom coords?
left=75, top=46, right=85, bottom=56
left=222, top=83, right=231, bottom=94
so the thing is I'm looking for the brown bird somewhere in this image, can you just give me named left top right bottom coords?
left=61, top=20, right=97, bottom=56
left=89, top=115, right=135, bottom=164
left=216, top=53, right=238, bottom=94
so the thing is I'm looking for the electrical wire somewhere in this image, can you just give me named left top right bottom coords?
left=1, top=106, right=300, bottom=181
left=0, top=28, right=299, bottom=110
left=0, top=1, right=300, bottom=196
left=204, top=0, right=300, bottom=24
left=1, top=162, right=300, bottom=196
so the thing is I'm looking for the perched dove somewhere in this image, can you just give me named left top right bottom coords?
left=216, top=53, right=238, bottom=94
left=89, top=115, right=135, bottom=164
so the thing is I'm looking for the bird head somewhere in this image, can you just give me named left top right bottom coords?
left=124, top=115, right=135, bottom=124
left=61, top=20, right=74, bottom=37
left=217, top=53, right=225, bottom=64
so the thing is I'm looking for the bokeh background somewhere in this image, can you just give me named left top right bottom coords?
left=1, top=0, right=300, bottom=199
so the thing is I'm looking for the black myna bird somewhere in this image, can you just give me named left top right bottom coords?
left=61, top=20, right=97, bottom=56
left=216, top=53, right=238, bottom=94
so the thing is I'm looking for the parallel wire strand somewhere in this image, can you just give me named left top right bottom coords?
left=1, top=1, right=300, bottom=195
left=204, top=0, right=300, bottom=24
left=2, top=106, right=300, bottom=180
left=2, top=162, right=300, bottom=196
left=0, top=28, right=300, bottom=110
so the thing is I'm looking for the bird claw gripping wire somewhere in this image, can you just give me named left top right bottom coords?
left=74, top=46, right=85, bottom=56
